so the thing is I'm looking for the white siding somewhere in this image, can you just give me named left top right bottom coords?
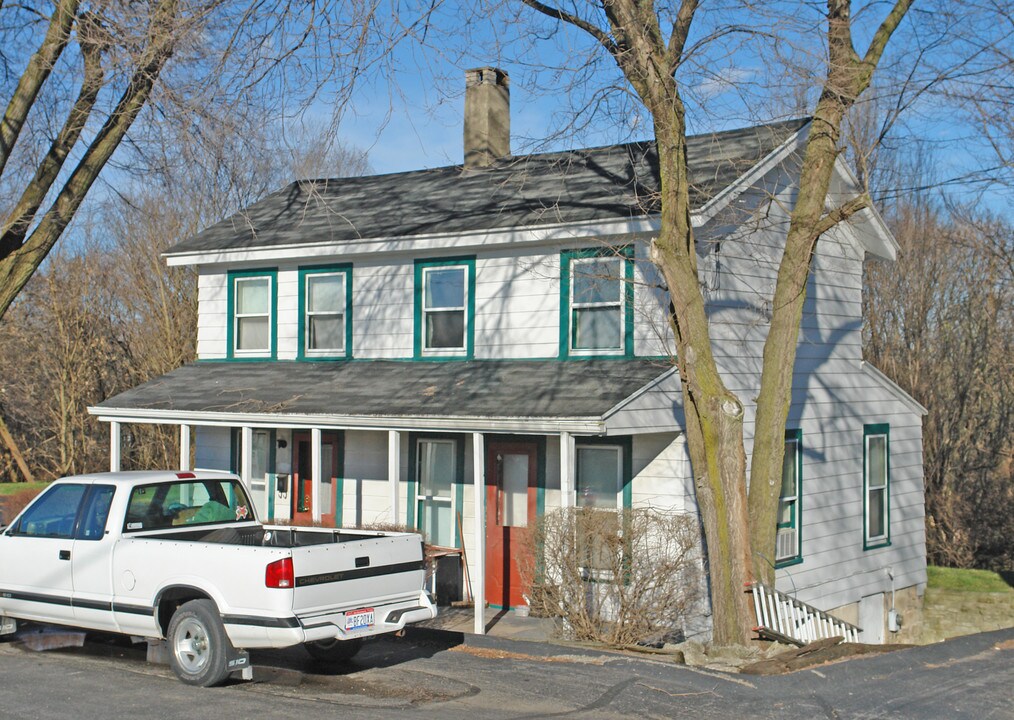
left=196, top=271, right=227, bottom=359
left=630, top=434, right=687, bottom=511
left=276, top=266, right=299, bottom=360
left=341, top=430, right=395, bottom=527
left=353, top=260, right=414, bottom=358
left=194, top=426, right=231, bottom=470
left=474, top=249, right=558, bottom=358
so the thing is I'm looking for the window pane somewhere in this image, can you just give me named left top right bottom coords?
left=309, top=315, right=344, bottom=350
left=868, top=436, right=887, bottom=487
left=252, top=431, right=271, bottom=480
left=501, top=453, right=529, bottom=527
left=869, top=488, right=885, bottom=538
left=426, top=311, right=464, bottom=349
left=77, top=486, right=115, bottom=540
left=236, top=278, right=269, bottom=314
left=573, top=258, right=622, bottom=304
left=320, top=445, right=334, bottom=516
left=576, top=447, right=620, bottom=508
left=780, top=440, right=797, bottom=499
left=425, top=268, right=465, bottom=308
left=419, top=441, right=454, bottom=497
left=573, top=307, right=622, bottom=349
left=420, top=498, right=452, bottom=546
left=237, top=316, right=269, bottom=350
left=778, top=498, right=795, bottom=526
left=17, top=484, right=86, bottom=538
left=308, top=274, right=344, bottom=313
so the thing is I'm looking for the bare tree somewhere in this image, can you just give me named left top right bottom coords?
left=0, top=0, right=423, bottom=325
left=866, top=197, right=1013, bottom=572
left=506, top=0, right=916, bottom=644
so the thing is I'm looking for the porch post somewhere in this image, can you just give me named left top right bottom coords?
left=560, top=431, right=574, bottom=507
left=311, top=428, right=322, bottom=523
left=109, top=421, right=121, bottom=472
left=388, top=430, right=401, bottom=525
left=472, top=431, right=485, bottom=635
left=241, top=426, right=253, bottom=488
left=179, top=425, right=191, bottom=471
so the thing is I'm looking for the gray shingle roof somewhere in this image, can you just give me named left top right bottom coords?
left=167, top=119, right=808, bottom=255
left=97, top=360, right=674, bottom=420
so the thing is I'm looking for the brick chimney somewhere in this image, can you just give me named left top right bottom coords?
left=464, top=67, right=510, bottom=168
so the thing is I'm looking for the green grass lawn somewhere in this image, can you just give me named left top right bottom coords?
left=0, top=482, right=49, bottom=498
left=927, top=565, right=1013, bottom=593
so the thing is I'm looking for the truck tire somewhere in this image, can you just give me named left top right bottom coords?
left=167, top=599, right=232, bottom=687
left=303, top=636, right=363, bottom=664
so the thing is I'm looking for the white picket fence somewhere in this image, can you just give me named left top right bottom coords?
left=748, top=582, right=861, bottom=646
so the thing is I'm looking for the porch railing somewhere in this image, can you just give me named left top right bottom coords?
left=747, top=582, right=861, bottom=646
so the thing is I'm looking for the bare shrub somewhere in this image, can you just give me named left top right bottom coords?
left=521, top=507, right=702, bottom=647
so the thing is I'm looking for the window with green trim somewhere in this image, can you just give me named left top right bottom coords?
left=576, top=445, right=624, bottom=509
left=299, top=265, right=352, bottom=359
left=776, top=429, right=802, bottom=566
left=414, top=258, right=475, bottom=358
left=561, top=248, right=634, bottom=357
left=227, top=269, right=277, bottom=359
left=864, top=424, right=890, bottom=548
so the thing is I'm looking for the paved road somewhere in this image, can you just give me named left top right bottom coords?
left=1, top=626, right=1011, bottom=719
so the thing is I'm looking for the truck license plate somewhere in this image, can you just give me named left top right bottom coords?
left=345, top=608, right=374, bottom=631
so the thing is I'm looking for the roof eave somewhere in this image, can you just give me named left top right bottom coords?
left=87, top=405, right=608, bottom=435
left=694, top=120, right=811, bottom=226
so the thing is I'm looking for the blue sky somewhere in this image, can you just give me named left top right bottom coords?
left=317, top=3, right=1009, bottom=218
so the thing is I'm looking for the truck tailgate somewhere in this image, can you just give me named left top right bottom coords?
left=290, top=533, right=426, bottom=619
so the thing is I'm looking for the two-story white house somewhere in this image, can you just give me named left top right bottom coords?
left=93, top=68, right=927, bottom=643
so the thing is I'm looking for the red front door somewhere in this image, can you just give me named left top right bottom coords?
left=485, top=440, right=538, bottom=609
left=291, top=431, right=341, bottom=526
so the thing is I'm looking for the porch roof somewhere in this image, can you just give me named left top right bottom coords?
left=93, top=359, right=677, bottom=432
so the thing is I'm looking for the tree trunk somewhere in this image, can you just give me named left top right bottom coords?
left=747, top=0, right=914, bottom=585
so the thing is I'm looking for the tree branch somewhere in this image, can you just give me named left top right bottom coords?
left=813, top=193, right=872, bottom=241
left=518, top=0, right=618, bottom=55
left=0, top=0, right=178, bottom=319
left=666, top=0, right=699, bottom=72
left=1, top=16, right=105, bottom=259
left=862, top=0, right=916, bottom=70
left=0, top=0, right=81, bottom=176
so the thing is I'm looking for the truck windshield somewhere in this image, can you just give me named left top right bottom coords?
left=123, top=479, right=253, bottom=532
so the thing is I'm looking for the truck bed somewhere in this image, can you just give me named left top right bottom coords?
left=137, top=525, right=392, bottom=548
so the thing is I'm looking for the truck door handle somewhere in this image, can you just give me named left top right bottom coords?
left=59, top=550, right=71, bottom=561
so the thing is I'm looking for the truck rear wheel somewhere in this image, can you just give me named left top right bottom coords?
left=167, top=599, right=232, bottom=687
left=303, top=636, right=363, bottom=663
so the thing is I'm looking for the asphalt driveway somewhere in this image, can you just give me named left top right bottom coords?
left=0, top=625, right=1011, bottom=719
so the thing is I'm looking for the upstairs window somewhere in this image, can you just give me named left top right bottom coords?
left=299, top=265, right=352, bottom=359
left=561, top=248, right=633, bottom=358
left=414, top=258, right=475, bottom=358
left=776, top=429, right=803, bottom=566
left=864, top=424, right=891, bottom=548
left=228, top=269, right=276, bottom=359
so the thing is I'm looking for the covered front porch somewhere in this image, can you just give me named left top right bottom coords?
left=90, top=359, right=685, bottom=636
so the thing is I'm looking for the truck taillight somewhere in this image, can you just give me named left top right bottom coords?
left=265, top=558, right=294, bottom=588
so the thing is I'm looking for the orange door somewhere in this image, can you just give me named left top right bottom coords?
left=291, top=431, right=341, bottom=526
left=485, top=441, right=538, bottom=609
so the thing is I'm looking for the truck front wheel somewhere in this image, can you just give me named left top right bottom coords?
left=303, top=637, right=363, bottom=664
left=167, top=599, right=232, bottom=687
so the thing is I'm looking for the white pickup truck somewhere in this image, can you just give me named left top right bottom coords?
left=0, top=470, right=436, bottom=686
